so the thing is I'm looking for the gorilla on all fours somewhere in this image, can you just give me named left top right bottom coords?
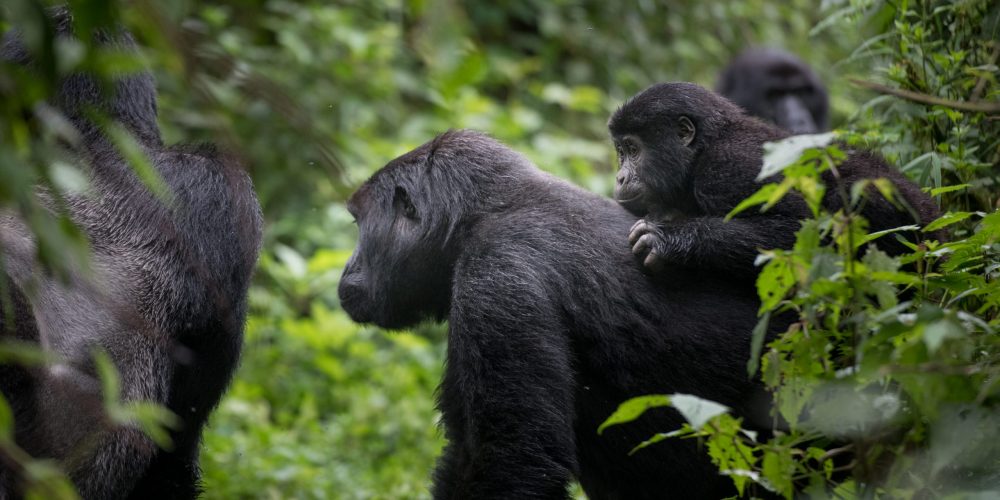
left=0, top=10, right=262, bottom=499
left=610, top=82, right=941, bottom=279
left=338, top=130, right=785, bottom=499
left=716, top=47, right=829, bottom=134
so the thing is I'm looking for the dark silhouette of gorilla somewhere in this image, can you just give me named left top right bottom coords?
left=717, top=48, right=829, bottom=134
left=0, top=10, right=262, bottom=499
left=338, top=130, right=783, bottom=499
left=609, top=82, right=941, bottom=278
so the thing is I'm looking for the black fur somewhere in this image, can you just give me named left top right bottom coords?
left=609, top=82, right=941, bottom=279
left=0, top=10, right=262, bottom=499
left=338, top=130, right=782, bottom=499
left=717, top=48, right=829, bottom=134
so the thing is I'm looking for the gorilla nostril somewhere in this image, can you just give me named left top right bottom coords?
left=616, top=171, right=627, bottom=185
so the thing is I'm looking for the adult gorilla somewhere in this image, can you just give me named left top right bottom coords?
left=338, top=130, right=780, bottom=499
left=717, top=48, right=829, bottom=134
left=0, top=10, right=262, bottom=498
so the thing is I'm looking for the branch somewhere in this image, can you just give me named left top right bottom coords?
left=850, top=79, right=1000, bottom=114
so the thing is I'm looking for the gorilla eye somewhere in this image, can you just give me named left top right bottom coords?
left=621, top=138, right=639, bottom=159
left=394, top=186, right=418, bottom=220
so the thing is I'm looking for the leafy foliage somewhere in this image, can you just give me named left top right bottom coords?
left=3, top=0, right=997, bottom=498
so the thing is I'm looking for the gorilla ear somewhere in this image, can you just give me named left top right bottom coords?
left=677, top=116, right=696, bottom=147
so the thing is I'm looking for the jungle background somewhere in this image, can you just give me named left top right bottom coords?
left=0, top=0, right=997, bottom=498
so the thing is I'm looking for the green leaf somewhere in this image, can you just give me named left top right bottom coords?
left=92, top=348, right=121, bottom=409
left=922, top=318, right=966, bottom=353
left=927, top=183, right=970, bottom=196
left=103, top=120, right=171, bottom=202
left=669, top=393, right=730, bottom=430
left=747, top=312, right=771, bottom=377
left=759, top=132, right=836, bottom=180
left=859, top=224, right=921, bottom=247
left=598, top=395, right=671, bottom=434
left=627, top=429, right=686, bottom=455
left=726, top=183, right=780, bottom=220
left=756, top=257, right=795, bottom=313
left=0, top=394, right=13, bottom=442
left=923, top=211, right=977, bottom=232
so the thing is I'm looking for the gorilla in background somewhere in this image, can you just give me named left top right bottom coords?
left=338, top=130, right=784, bottom=499
left=610, top=82, right=941, bottom=279
left=716, top=48, right=829, bottom=134
left=0, top=10, right=262, bottom=499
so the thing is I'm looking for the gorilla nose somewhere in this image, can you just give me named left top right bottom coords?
left=788, top=117, right=818, bottom=134
left=615, top=170, right=627, bottom=186
left=338, top=275, right=371, bottom=321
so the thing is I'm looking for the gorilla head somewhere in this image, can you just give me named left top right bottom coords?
left=716, top=48, right=829, bottom=134
left=338, top=132, right=532, bottom=329
left=609, top=82, right=758, bottom=217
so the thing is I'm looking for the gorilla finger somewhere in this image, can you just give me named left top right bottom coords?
left=628, top=220, right=653, bottom=245
left=632, top=235, right=651, bottom=256
left=643, top=251, right=664, bottom=271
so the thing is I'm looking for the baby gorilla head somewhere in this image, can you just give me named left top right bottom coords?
left=608, top=82, right=751, bottom=217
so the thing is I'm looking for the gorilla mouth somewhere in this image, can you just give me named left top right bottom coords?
left=614, top=195, right=648, bottom=216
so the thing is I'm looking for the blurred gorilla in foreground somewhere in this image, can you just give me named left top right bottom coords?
left=717, top=47, right=829, bottom=134
left=339, top=130, right=783, bottom=499
left=0, top=9, right=262, bottom=498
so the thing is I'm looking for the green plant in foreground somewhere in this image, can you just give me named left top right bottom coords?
left=601, top=134, right=999, bottom=498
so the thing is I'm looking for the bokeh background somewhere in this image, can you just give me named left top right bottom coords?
left=1, top=0, right=997, bottom=498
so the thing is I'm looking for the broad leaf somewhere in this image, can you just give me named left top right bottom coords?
left=759, top=132, right=836, bottom=180
left=598, top=395, right=671, bottom=434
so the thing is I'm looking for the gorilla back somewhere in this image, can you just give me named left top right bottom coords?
left=339, top=130, right=776, bottom=499
left=0, top=11, right=262, bottom=499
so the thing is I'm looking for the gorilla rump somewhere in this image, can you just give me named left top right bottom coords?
left=338, top=130, right=781, bottom=499
left=0, top=11, right=262, bottom=498
left=717, top=48, right=829, bottom=134
left=609, top=82, right=941, bottom=279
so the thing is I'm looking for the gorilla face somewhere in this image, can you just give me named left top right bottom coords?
left=609, top=83, right=704, bottom=217
left=338, top=150, right=447, bottom=328
left=717, top=48, right=829, bottom=134
left=338, top=146, right=455, bottom=330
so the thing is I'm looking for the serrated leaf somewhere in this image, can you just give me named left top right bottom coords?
left=759, top=132, right=836, bottom=180
left=757, top=257, right=795, bottom=313
left=598, top=395, right=671, bottom=434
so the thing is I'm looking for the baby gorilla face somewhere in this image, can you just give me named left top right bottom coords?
left=612, top=135, right=653, bottom=215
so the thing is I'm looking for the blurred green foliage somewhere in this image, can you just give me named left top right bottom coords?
left=1, top=0, right=997, bottom=498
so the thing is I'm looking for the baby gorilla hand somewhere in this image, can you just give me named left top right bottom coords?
left=628, top=219, right=674, bottom=272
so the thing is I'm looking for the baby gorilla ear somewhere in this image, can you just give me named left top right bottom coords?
left=677, top=116, right=696, bottom=146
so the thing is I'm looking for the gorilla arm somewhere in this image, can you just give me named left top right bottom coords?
left=630, top=159, right=809, bottom=278
left=432, top=249, right=577, bottom=499
left=629, top=215, right=801, bottom=278
left=0, top=213, right=169, bottom=499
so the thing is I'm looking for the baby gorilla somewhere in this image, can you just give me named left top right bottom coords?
left=609, top=82, right=940, bottom=279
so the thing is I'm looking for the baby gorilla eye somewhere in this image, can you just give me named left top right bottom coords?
left=623, top=138, right=640, bottom=159
left=394, top=186, right=418, bottom=220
